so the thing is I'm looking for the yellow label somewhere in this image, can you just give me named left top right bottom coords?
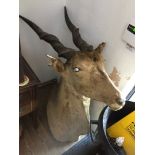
left=126, top=121, right=135, bottom=138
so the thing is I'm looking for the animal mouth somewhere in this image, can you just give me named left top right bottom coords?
left=109, top=100, right=125, bottom=111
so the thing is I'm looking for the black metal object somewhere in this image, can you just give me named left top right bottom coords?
left=89, top=120, right=99, bottom=143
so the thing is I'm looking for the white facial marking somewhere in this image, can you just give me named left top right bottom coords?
left=82, top=96, right=91, bottom=121
left=73, top=67, right=80, bottom=72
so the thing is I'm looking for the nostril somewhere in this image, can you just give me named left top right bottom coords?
left=116, top=98, right=125, bottom=106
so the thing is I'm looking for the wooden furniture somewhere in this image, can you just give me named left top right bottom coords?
left=19, top=39, right=25, bottom=84
left=19, top=38, right=40, bottom=139
left=19, top=57, right=40, bottom=117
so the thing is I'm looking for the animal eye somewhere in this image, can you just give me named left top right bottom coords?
left=72, top=67, right=80, bottom=72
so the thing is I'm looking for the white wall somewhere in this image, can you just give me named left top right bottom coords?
left=66, top=0, right=135, bottom=90
left=19, top=0, right=69, bottom=82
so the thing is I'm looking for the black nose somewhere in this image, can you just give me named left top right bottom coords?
left=116, top=98, right=125, bottom=106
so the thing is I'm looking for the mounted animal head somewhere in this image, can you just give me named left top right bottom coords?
left=20, top=6, right=125, bottom=111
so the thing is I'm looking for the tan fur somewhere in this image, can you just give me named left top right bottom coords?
left=47, top=43, right=124, bottom=142
left=47, top=78, right=89, bottom=142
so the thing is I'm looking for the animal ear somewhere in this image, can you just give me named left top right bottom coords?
left=47, top=55, right=65, bottom=73
left=95, top=42, right=106, bottom=53
left=91, top=42, right=106, bottom=61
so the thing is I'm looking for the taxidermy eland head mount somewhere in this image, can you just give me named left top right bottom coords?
left=19, top=7, right=125, bottom=111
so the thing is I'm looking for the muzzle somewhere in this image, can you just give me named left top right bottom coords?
left=109, top=98, right=125, bottom=111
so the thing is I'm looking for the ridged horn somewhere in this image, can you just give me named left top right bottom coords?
left=19, top=15, right=76, bottom=59
left=64, top=6, right=93, bottom=51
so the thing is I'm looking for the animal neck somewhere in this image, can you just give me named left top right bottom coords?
left=57, top=77, right=82, bottom=107
left=47, top=77, right=90, bottom=142
left=57, top=77, right=91, bottom=120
